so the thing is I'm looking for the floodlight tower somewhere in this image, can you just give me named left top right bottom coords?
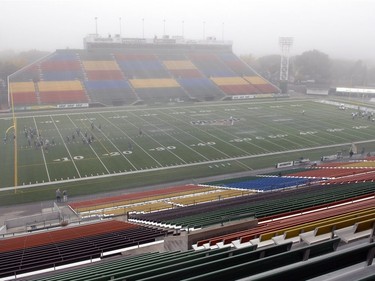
left=279, top=37, right=293, bottom=94
left=95, top=17, right=98, bottom=36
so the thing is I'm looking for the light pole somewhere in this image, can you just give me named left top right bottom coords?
left=119, top=17, right=122, bottom=37
left=163, top=19, right=166, bottom=36
left=203, top=21, right=206, bottom=40
left=279, top=37, right=294, bottom=94
left=95, top=17, right=98, bottom=36
left=222, top=22, right=224, bottom=41
left=142, top=18, right=145, bottom=38
left=182, top=20, right=184, bottom=37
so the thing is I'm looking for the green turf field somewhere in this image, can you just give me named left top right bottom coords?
left=1, top=98, right=375, bottom=204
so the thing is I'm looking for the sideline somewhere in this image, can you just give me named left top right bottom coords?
left=1, top=138, right=373, bottom=192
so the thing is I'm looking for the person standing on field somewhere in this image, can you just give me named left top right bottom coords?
left=56, top=188, right=61, bottom=203
left=63, top=190, right=68, bottom=202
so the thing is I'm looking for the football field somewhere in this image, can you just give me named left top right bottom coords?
left=1, top=98, right=375, bottom=195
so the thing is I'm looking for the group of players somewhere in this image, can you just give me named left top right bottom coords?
left=19, top=122, right=101, bottom=152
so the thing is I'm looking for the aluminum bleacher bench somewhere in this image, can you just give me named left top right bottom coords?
left=246, top=240, right=375, bottom=281
left=300, top=213, right=375, bottom=245
left=161, top=239, right=339, bottom=281
left=334, top=218, right=375, bottom=243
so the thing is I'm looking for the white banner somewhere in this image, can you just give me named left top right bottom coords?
left=321, top=155, right=338, bottom=162
left=276, top=161, right=294, bottom=168
left=232, top=95, right=255, bottom=100
left=57, top=103, right=89, bottom=109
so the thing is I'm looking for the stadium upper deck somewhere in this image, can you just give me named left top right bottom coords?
left=7, top=34, right=280, bottom=110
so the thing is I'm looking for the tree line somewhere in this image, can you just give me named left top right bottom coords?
left=240, top=50, right=375, bottom=88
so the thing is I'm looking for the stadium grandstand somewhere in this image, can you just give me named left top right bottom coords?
left=2, top=34, right=375, bottom=281
left=1, top=158, right=375, bottom=280
left=7, top=34, right=280, bottom=110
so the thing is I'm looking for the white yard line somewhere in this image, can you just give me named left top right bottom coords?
left=66, top=115, right=111, bottom=174
left=125, top=111, right=188, bottom=164
left=157, top=109, right=255, bottom=170
left=2, top=140, right=371, bottom=191
left=99, top=113, right=163, bottom=168
left=50, top=116, right=82, bottom=178
left=32, top=117, right=51, bottom=182
left=230, top=106, right=318, bottom=149
left=89, top=147, right=111, bottom=174
left=247, top=106, right=324, bottom=147
left=132, top=111, right=211, bottom=161
left=69, top=115, right=138, bottom=173
left=160, top=109, right=260, bottom=156
left=0, top=98, right=313, bottom=120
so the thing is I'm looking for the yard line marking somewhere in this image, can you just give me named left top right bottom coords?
left=77, top=114, right=139, bottom=170
left=2, top=138, right=375, bottom=191
left=157, top=109, right=255, bottom=170
left=98, top=113, right=163, bottom=167
left=32, top=117, right=51, bottom=182
left=1, top=98, right=311, bottom=121
left=66, top=114, right=112, bottom=174
left=72, top=112, right=137, bottom=170
left=247, top=105, right=324, bottom=147
left=199, top=105, right=290, bottom=151
left=132, top=111, right=211, bottom=161
left=163, top=108, right=265, bottom=155
left=88, top=144, right=111, bottom=174
left=50, top=116, right=81, bottom=178
left=119, top=111, right=188, bottom=164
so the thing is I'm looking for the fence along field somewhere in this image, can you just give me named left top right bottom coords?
left=1, top=99, right=375, bottom=190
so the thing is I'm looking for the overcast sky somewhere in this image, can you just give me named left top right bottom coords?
left=1, top=0, right=374, bottom=60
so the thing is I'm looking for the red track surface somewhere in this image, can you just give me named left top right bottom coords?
left=69, top=184, right=204, bottom=210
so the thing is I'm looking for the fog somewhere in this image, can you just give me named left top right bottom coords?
left=1, top=0, right=374, bottom=60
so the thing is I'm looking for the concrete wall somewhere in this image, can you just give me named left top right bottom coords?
left=164, top=218, right=258, bottom=251
left=186, top=218, right=258, bottom=249
left=0, top=225, right=6, bottom=234
left=5, top=211, right=60, bottom=229
left=121, top=241, right=165, bottom=257
left=164, top=232, right=190, bottom=252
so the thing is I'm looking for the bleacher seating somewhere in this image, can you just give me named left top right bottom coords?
left=324, top=170, right=375, bottom=185
left=115, top=54, right=170, bottom=78
left=69, top=184, right=214, bottom=213
left=218, top=53, right=257, bottom=76
left=40, top=53, right=84, bottom=82
left=82, top=60, right=124, bottom=80
left=41, top=60, right=81, bottom=71
left=10, top=65, right=39, bottom=82
left=26, top=239, right=345, bottom=281
left=7, top=44, right=280, bottom=108
left=130, top=181, right=375, bottom=230
left=248, top=241, right=375, bottom=281
left=9, top=82, right=38, bottom=105
left=196, top=196, right=375, bottom=248
left=210, top=77, right=259, bottom=95
left=38, top=80, right=88, bottom=104
left=188, top=53, right=237, bottom=77
left=5, top=175, right=375, bottom=280
left=222, top=176, right=310, bottom=191
left=70, top=185, right=253, bottom=217
left=287, top=167, right=375, bottom=179
left=177, top=77, right=225, bottom=100
left=244, top=76, right=279, bottom=94
left=0, top=220, right=169, bottom=279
